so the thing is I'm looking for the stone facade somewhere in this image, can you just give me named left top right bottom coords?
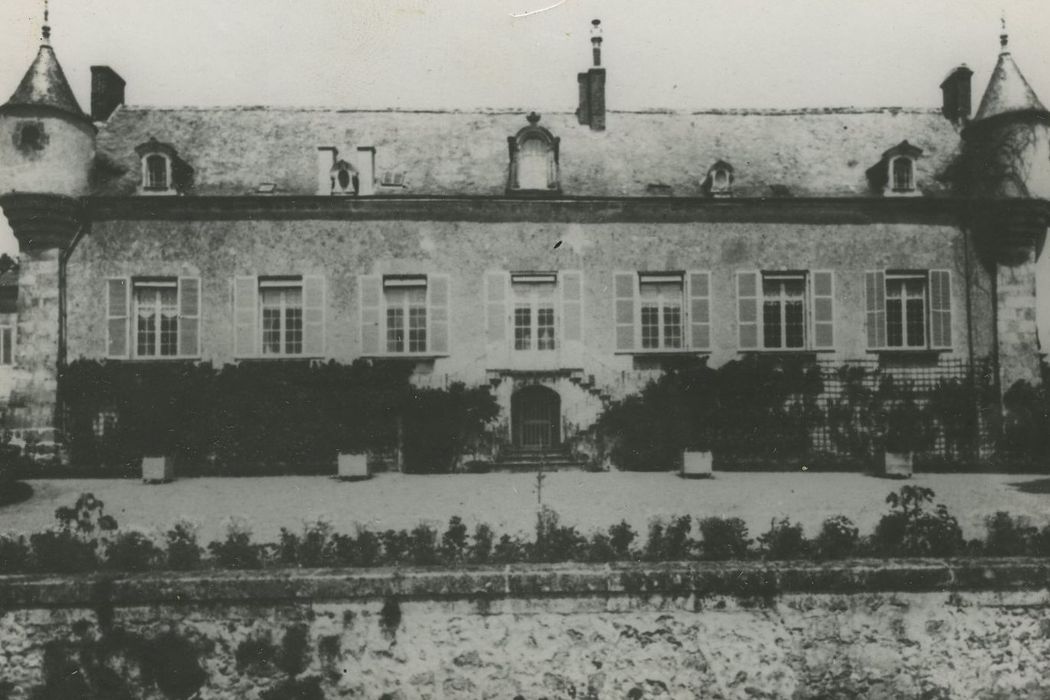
left=0, top=17, right=1047, bottom=461
left=2, top=562, right=1050, bottom=698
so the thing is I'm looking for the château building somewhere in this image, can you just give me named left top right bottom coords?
left=0, top=14, right=1047, bottom=463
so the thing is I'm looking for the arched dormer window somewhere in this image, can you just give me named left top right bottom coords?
left=702, top=160, right=734, bottom=197
left=145, top=154, right=169, bottom=191
left=866, top=140, right=923, bottom=196
left=507, top=112, right=560, bottom=193
left=330, top=159, right=360, bottom=196
left=135, top=138, right=192, bottom=195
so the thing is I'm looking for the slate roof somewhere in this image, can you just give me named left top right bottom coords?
left=93, top=106, right=964, bottom=198
left=974, top=48, right=1049, bottom=121
left=0, top=44, right=89, bottom=123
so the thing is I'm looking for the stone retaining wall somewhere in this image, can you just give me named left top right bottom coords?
left=2, top=560, right=1049, bottom=699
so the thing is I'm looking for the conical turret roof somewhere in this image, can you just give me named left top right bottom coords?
left=973, top=35, right=1048, bottom=122
left=1, top=42, right=90, bottom=124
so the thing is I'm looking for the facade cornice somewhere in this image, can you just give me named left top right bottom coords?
left=79, top=195, right=1000, bottom=226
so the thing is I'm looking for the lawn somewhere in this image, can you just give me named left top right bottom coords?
left=2, top=472, right=1049, bottom=544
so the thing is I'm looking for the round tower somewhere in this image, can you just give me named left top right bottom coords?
left=0, top=9, right=94, bottom=461
left=963, top=23, right=1050, bottom=395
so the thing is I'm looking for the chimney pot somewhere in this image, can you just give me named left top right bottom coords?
left=90, top=66, right=125, bottom=122
left=940, top=64, right=973, bottom=124
left=577, top=20, right=606, bottom=131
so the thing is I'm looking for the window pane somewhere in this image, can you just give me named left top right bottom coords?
left=159, top=287, right=178, bottom=356
left=285, top=306, right=303, bottom=355
left=892, top=158, right=913, bottom=191
left=136, top=289, right=157, bottom=357
left=514, top=306, right=531, bottom=350
left=762, top=300, right=782, bottom=349
left=886, top=298, right=904, bottom=347
left=663, top=304, right=682, bottom=348
left=905, top=298, right=925, bottom=347
left=261, top=308, right=281, bottom=354
left=409, top=305, right=427, bottom=353
left=537, top=306, right=555, bottom=351
left=784, top=300, right=805, bottom=348
left=641, top=305, right=660, bottom=349
left=146, top=155, right=167, bottom=190
left=386, top=307, right=404, bottom=353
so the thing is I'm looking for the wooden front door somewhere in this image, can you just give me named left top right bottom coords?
left=511, top=386, right=561, bottom=450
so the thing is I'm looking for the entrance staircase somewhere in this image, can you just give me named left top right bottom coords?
left=493, top=447, right=588, bottom=472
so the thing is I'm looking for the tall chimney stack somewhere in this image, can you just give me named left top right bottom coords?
left=576, top=19, right=606, bottom=131
left=940, top=64, right=974, bottom=125
left=90, top=66, right=126, bottom=122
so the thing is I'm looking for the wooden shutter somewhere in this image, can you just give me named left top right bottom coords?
left=429, top=274, right=450, bottom=354
left=177, top=277, right=201, bottom=357
left=561, top=270, right=584, bottom=366
left=687, top=271, right=711, bottom=350
left=811, top=270, right=835, bottom=350
left=736, top=271, right=759, bottom=350
left=614, top=272, right=636, bottom=352
left=106, top=277, right=130, bottom=358
left=233, top=276, right=258, bottom=358
left=303, top=275, right=326, bottom=357
left=359, top=275, right=381, bottom=356
left=865, top=270, right=887, bottom=349
left=929, top=269, right=952, bottom=349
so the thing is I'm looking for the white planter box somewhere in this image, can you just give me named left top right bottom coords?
left=337, top=453, right=370, bottom=481
left=884, top=451, right=913, bottom=478
left=681, top=450, right=713, bottom=478
left=141, top=455, right=174, bottom=484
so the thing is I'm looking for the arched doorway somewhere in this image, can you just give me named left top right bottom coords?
left=511, top=385, right=561, bottom=451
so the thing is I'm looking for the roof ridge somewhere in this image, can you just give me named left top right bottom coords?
left=114, top=105, right=940, bottom=116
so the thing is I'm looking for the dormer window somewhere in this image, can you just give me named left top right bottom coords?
left=330, top=160, right=359, bottom=196
left=144, top=154, right=169, bottom=191
left=135, top=138, right=192, bottom=195
left=890, top=156, right=915, bottom=193
left=507, top=112, right=560, bottom=193
left=703, top=160, right=734, bottom=197
left=867, top=141, right=922, bottom=196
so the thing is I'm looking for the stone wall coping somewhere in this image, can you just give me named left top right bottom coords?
left=1, top=559, right=1048, bottom=609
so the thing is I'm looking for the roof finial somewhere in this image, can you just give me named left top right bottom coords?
left=999, top=11, right=1008, bottom=51
left=41, top=0, right=51, bottom=44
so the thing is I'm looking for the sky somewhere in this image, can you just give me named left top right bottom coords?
left=0, top=1, right=1049, bottom=306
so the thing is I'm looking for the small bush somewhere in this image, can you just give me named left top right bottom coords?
left=208, top=518, right=264, bottom=570
left=105, top=530, right=164, bottom=572
left=166, top=521, right=202, bottom=570
left=278, top=520, right=335, bottom=569
left=441, top=516, right=469, bottom=563
left=758, top=518, right=808, bottom=560
left=469, top=524, right=494, bottom=564
left=608, top=520, right=637, bottom=560
left=873, top=486, right=964, bottom=557
left=533, top=506, right=587, bottom=563
left=379, top=529, right=410, bottom=565
left=0, top=534, right=30, bottom=573
left=698, top=517, right=750, bottom=561
left=30, top=530, right=98, bottom=574
left=492, top=534, right=528, bottom=564
left=814, top=516, right=860, bottom=559
left=408, top=524, right=440, bottom=566
left=984, top=511, right=1038, bottom=556
left=644, top=516, right=693, bottom=561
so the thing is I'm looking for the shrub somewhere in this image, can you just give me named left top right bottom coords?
left=278, top=520, right=336, bottom=568
left=644, top=516, right=693, bottom=561
left=166, top=520, right=203, bottom=570
left=882, top=390, right=935, bottom=454
left=698, top=517, right=750, bottom=561
left=0, top=534, right=30, bottom=573
left=533, top=506, right=587, bottom=563
left=872, top=486, right=964, bottom=557
left=758, top=518, right=808, bottom=560
left=408, top=524, right=440, bottom=566
left=469, top=524, right=494, bottom=564
left=401, top=383, right=500, bottom=473
left=1000, top=378, right=1050, bottom=465
left=105, top=530, right=164, bottom=572
left=379, top=529, right=411, bottom=565
left=492, top=534, right=529, bottom=564
left=331, top=529, right=381, bottom=568
left=208, top=518, right=264, bottom=569
left=813, top=516, right=860, bottom=559
left=441, top=516, right=469, bottom=563
left=608, top=520, right=637, bottom=560
left=984, top=511, right=1038, bottom=556
left=30, top=530, right=99, bottom=574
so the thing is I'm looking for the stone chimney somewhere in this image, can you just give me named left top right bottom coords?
left=90, top=66, right=125, bottom=122
left=940, top=64, right=973, bottom=124
left=576, top=19, right=606, bottom=131
left=356, top=147, right=376, bottom=195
